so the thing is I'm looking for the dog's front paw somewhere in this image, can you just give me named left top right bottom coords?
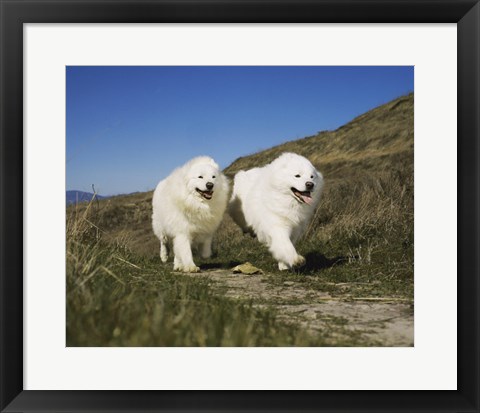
left=182, top=265, right=200, bottom=273
left=292, top=255, right=306, bottom=267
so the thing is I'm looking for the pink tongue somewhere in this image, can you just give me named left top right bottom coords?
left=301, top=194, right=313, bottom=205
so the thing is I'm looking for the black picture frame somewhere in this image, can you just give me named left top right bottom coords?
left=1, top=1, right=478, bottom=412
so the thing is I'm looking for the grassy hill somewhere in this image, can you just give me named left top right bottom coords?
left=66, top=93, right=414, bottom=346
left=225, top=93, right=413, bottom=178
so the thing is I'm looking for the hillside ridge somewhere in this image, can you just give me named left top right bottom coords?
left=225, top=93, right=413, bottom=179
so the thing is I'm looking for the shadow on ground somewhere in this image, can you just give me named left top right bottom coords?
left=297, top=251, right=349, bottom=274
left=200, top=261, right=243, bottom=270
left=200, top=252, right=349, bottom=274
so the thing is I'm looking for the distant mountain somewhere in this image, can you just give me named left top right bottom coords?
left=66, top=190, right=106, bottom=205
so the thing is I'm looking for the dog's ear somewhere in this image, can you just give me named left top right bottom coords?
left=271, top=153, right=293, bottom=170
left=208, top=158, right=220, bottom=170
left=197, top=156, right=219, bottom=170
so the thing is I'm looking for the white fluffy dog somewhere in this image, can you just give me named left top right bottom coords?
left=152, top=156, right=229, bottom=273
left=229, top=152, right=323, bottom=270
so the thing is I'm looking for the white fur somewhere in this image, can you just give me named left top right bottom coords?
left=228, top=152, right=323, bottom=270
left=152, top=156, right=229, bottom=273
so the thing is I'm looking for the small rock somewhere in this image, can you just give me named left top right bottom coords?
left=232, top=262, right=264, bottom=275
left=283, top=281, right=295, bottom=286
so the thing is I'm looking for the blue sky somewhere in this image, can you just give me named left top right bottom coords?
left=67, top=66, right=413, bottom=195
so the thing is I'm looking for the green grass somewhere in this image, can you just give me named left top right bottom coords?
left=67, top=213, right=363, bottom=346
left=67, top=93, right=414, bottom=346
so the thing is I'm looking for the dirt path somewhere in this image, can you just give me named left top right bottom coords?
left=195, top=269, right=414, bottom=346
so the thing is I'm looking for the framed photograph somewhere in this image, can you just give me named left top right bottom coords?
left=1, top=0, right=478, bottom=412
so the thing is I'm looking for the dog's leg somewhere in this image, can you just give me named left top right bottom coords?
left=269, top=230, right=305, bottom=270
left=173, top=255, right=181, bottom=271
left=278, top=262, right=289, bottom=271
left=173, top=234, right=200, bottom=273
left=290, top=227, right=303, bottom=244
left=200, top=236, right=213, bottom=259
left=160, top=234, right=168, bottom=263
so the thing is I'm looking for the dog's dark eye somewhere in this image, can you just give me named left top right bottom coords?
left=295, top=174, right=301, bottom=178
left=310, top=175, right=314, bottom=179
left=198, top=176, right=203, bottom=179
left=212, top=175, right=216, bottom=178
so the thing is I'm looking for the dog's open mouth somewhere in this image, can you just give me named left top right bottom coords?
left=196, top=188, right=213, bottom=200
left=291, top=188, right=313, bottom=205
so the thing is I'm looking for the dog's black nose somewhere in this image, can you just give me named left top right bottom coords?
left=305, top=181, right=314, bottom=190
left=206, top=182, right=214, bottom=190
